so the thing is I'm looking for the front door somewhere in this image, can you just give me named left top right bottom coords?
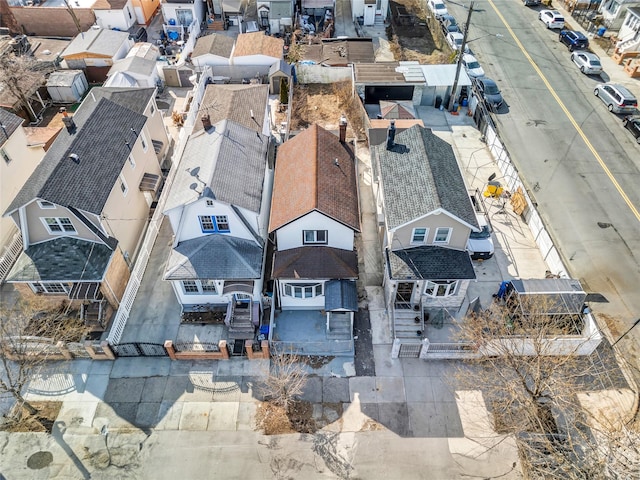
left=364, top=4, right=375, bottom=25
left=395, top=282, right=414, bottom=306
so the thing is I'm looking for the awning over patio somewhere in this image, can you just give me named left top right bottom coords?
left=325, top=279, right=358, bottom=312
left=386, top=246, right=476, bottom=281
left=6, top=237, right=113, bottom=283
left=509, top=278, right=586, bottom=315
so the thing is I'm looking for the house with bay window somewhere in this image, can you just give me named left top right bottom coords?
left=162, top=115, right=272, bottom=346
left=2, top=87, right=168, bottom=330
left=370, top=122, right=478, bottom=339
left=268, top=122, right=360, bottom=355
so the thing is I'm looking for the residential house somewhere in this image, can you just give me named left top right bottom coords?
left=61, top=27, right=133, bottom=82
left=193, top=84, right=271, bottom=138
left=162, top=0, right=205, bottom=41
left=191, top=33, right=235, bottom=69
left=162, top=116, right=272, bottom=348
left=0, top=108, right=51, bottom=282
left=105, top=42, right=160, bottom=88
left=2, top=87, right=168, bottom=329
left=93, top=0, right=137, bottom=31
left=5, top=0, right=96, bottom=37
left=257, top=0, right=294, bottom=33
left=351, top=0, right=389, bottom=26
left=600, top=0, right=640, bottom=32
left=370, top=122, right=478, bottom=339
left=268, top=122, right=360, bottom=355
left=231, top=32, right=283, bottom=66
left=616, top=6, right=640, bottom=51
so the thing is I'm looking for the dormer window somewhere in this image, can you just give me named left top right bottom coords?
left=42, top=217, right=76, bottom=234
left=199, top=215, right=230, bottom=233
left=303, top=230, right=327, bottom=244
left=38, top=200, right=56, bottom=209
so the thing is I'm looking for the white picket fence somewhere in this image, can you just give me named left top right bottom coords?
left=0, top=229, right=23, bottom=284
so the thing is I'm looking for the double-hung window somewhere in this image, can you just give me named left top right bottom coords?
left=182, top=280, right=218, bottom=294
left=434, top=227, right=451, bottom=244
left=43, top=217, right=76, bottom=234
left=411, top=227, right=428, bottom=244
left=199, top=215, right=230, bottom=233
left=303, top=230, right=327, bottom=244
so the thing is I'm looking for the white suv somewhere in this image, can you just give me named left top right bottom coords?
left=467, top=214, right=494, bottom=260
left=428, top=0, right=448, bottom=19
left=594, top=83, right=638, bottom=114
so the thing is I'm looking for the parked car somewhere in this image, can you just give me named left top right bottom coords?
left=461, top=53, right=485, bottom=78
left=440, top=14, right=460, bottom=34
left=571, top=51, right=603, bottom=75
left=129, top=26, right=147, bottom=43
left=558, top=30, right=589, bottom=51
left=428, top=0, right=448, bottom=19
left=538, top=10, right=565, bottom=29
left=467, top=214, right=494, bottom=260
left=446, top=31, right=466, bottom=51
left=475, top=77, right=504, bottom=110
left=523, top=0, right=541, bottom=6
left=594, top=83, right=638, bottom=114
left=622, top=115, right=640, bottom=143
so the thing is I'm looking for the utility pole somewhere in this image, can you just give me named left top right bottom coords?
left=448, top=1, right=474, bottom=111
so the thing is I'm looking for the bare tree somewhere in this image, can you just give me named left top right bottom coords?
left=0, top=53, right=48, bottom=123
left=0, top=296, right=85, bottom=419
left=258, top=348, right=308, bottom=412
left=454, top=295, right=635, bottom=479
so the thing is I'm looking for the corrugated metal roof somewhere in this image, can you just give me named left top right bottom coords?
left=421, top=64, right=472, bottom=86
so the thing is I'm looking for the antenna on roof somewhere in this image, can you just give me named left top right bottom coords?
left=334, top=158, right=339, bottom=167
left=68, top=153, right=80, bottom=164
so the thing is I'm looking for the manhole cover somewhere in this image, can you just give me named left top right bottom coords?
left=27, top=451, right=53, bottom=469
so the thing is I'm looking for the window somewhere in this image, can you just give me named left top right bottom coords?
left=434, top=227, right=451, bottom=243
left=38, top=200, right=56, bottom=209
left=182, top=280, right=218, bottom=294
left=140, top=131, right=148, bottom=152
left=411, top=227, right=428, bottom=244
left=119, top=174, right=128, bottom=196
left=199, top=215, right=230, bottom=233
left=303, top=230, right=328, bottom=244
left=128, top=155, right=135, bottom=169
left=43, top=217, right=76, bottom=234
left=206, top=199, right=214, bottom=207
left=150, top=103, right=155, bottom=115
left=1, top=148, right=11, bottom=164
left=425, top=280, right=458, bottom=297
left=31, top=282, right=69, bottom=294
left=283, top=283, right=323, bottom=298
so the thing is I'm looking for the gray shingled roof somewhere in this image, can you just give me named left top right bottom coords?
left=372, top=125, right=478, bottom=230
left=193, top=84, right=268, bottom=134
left=62, top=28, right=130, bottom=58
left=0, top=108, right=23, bottom=146
left=191, top=33, right=235, bottom=59
left=325, top=279, right=358, bottom=312
left=6, top=237, right=113, bottom=282
left=109, top=56, right=157, bottom=76
left=386, top=246, right=476, bottom=280
left=271, top=246, right=358, bottom=279
left=5, top=97, right=147, bottom=215
left=164, top=235, right=263, bottom=280
left=164, top=119, right=268, bottom=213
left=77, top=87, right=155, bottom=117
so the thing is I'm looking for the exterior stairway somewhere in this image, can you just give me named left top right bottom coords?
left=327, top=313, right=352, bottom=340
left=228, top=302, right=255, bottom=340
left=393, top=308, right=424, bottom=338
left=81, top=301, right=105, bottom=331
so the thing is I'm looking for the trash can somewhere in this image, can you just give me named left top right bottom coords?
left=435, top=95, right=442, bottom=109
left=461, top=98, right=468, bottom=107
left=597, top=26, right=607, bottom=37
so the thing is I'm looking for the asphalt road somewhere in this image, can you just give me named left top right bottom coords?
left=446, top=0, right=640, bottom=349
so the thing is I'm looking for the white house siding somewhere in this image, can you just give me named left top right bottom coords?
left=233, top=54, right=281, bottom=66
left=171, top=278, right=263, bottom=306
left=174, top=200, right=257, bottom=244
left=192, top=54, right=231, bottom=69
left=95, top=2, right=137, bottom=31
left=275, top=211, right=355, bottom=251
left=351, top=0, right=389, bottom=20
left=276, top=279, right=327, bottom=309
left=162, top=2, right=205, bottom=26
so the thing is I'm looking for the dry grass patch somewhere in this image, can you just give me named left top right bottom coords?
left=1, top=401, right=62, bottom=433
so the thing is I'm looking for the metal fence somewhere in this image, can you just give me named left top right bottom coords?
left=107, top=67, right=214, bottom=345
left=270, top=340, right=354, bottom=356
left=174, top=341, right=221, bottom=353
left=110, top=342, right=168, bottom=357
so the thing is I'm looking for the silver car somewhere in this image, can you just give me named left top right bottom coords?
left=594, top=83, right=638, bottom=114
left=571, top=51, right=602, bottom=75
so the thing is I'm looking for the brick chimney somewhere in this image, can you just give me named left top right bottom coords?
left=59, top=107, right=76, bottom=134
left=386, top=120, right=396, bottom=150
left=202, top=114, right=212, bottom=130
left=339, top=115, right=347, bottom=143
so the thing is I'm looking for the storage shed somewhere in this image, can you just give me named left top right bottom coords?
left=46, top=70, right=89, bottom=104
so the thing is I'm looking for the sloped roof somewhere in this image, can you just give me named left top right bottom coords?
left=164, top=235, right=263, bottom=280
left=193, top=84, right=268, bottom=134
left=371, top=124, right=478, bottom=230
left=232, top=32, right=283, bottom=59
left=62, top=28, right=129, bottom=58
left=77, top=87, right=155, bottom=117
left=23, top=126, right=62, bottom=147
left=325, top=279, right=358, bottom=312
left=126, top=42, right=160, bottom=61
left=192, top=33, right=235, bottom=59
left=6, top=237, right=113, bottom=282
left=164, top=119, right=268, bottom=213
left=0, top=108, right=23, bottom=146
left=5, top=97, right=146, bottom=215
left=269, top=124, right=359, bottom=232
left=46, top=70, right=85, bottom=87
left=109, top=56, right=157, bottom=76
left=93, top=0, right=129, bottom=9
left=271, top=246, right=358, bottom=279
left=387, top=246, right=475, bottom=280
left=379, top=100, right=416, bottom=119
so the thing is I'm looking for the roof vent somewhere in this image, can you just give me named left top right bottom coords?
left=386, top=120, right=396, bottom=150
left=201, top=114, right=212, bottom=131
left=68, top=153, right=80, bottom=164
left=60, top=107, right=77, bottom=133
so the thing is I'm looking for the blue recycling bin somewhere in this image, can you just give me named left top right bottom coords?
left=597, top=26, right=607, bottom=37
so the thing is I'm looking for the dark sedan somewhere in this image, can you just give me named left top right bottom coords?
left=623, top=115, right=640, bottom=143
left=475, top=77, right=504, bottom=111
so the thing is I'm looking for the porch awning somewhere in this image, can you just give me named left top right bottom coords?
left=325, top=279, right=358, bottom=312
left=272, top=246, right=358, bottom=279
left=386, top=246, right=476, bottom=281
left=509, top=278, right=586, bottom=315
